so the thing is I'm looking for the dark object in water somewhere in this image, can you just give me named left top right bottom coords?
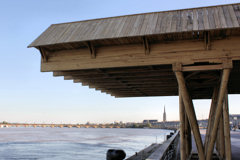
left=106, top=149, right=126, bottom=160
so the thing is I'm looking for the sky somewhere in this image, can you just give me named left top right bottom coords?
left=1, top=0, right=240, bottom=124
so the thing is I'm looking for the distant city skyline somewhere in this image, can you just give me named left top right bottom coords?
left=1, top=0, right=240, bottom=124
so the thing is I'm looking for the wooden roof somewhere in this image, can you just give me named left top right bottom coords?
left=29, top=3, right=240, bottom=48
left=29, top=3, right=240, bottom=99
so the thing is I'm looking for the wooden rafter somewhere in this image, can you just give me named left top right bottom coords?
left=97, top=69, right=147, bottom=96
left=39, top=47, right=48, bottom=62
left=85, top=41, right=96, bottom=58
left=142, top=36, right=150, bottom=55
left=204, top=31, right=211, bottom=50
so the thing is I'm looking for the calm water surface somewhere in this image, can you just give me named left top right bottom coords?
left=0, top=128, right=171, bottom=160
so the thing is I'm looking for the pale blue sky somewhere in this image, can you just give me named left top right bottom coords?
left=0, top=0, right=240, bottom=124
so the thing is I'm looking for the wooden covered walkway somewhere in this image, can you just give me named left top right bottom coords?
left=29, top=3, right=240, bottom=160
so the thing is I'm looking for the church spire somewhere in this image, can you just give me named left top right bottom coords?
left=163, top=105, right=166, bottom=122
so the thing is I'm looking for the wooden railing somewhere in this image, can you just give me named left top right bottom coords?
left=146, top=130, right=179, bottom=160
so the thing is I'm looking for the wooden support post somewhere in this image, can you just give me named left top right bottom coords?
left=218, top=112, right=225, bottom=158
left=175, top=71, right=205, bottom=160
left=223, top=92, right=232, bottom=160
left=204, top=86, right=219, bottom=155
left=216, top=132, right=220, bottom=153
left=179, top=91, right=186, bottom=160
left=185, top=113, right=192, bottom=157
left=206, top=69, right=231, bottom=160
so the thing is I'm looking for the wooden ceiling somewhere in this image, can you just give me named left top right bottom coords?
left=51, top=61, right=240, bottom=99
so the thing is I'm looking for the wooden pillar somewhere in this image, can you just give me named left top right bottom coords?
left=218, top=112, right=225, bottom=158
left=179, top=91, right=186, bottom=160
left=175, top=71, right=205, bottom=160
left=223, top=92, right=232, bottom=159
left=206, top=69, right=231, bottom=160
left=204, top=86, right=219, bottom=155
left=185, top=113, right=192, bottom=158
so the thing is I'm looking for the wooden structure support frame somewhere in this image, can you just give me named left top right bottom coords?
left=174, top=61, right=232, bottom=160
left=175, top=71, right=205, bottom=160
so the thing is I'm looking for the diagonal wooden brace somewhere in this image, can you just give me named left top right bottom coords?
left=206, top=69, right=231, bottom=160
left=175, top=71, right=205, bottom=160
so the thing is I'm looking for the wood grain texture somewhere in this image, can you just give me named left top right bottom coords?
left=29, top=3, right=240, bottom=47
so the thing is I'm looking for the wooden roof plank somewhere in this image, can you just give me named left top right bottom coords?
left=223, top=6, right=234, bottom=28
left=203, top=8, right=210, bottom=30
left=159, top=12, right=169, bottom=33
left=181, top=10, right=188, bottom=32
left=128, top=14, right=145, bottom=36
left=187, top=10, right=193, bottom=31
left=207, top=7, right=216, bottom=30
left=197, top=9, right=204, bottom=30
left=170, top=11, right=178, bottom=32
left=153, top=13, right=164, bottom=34
left=139, top=14, right=154, bottom=35
left=193, top=9, right=198, bottom=31
left=146, top=13, right=159, bottom=35
left=218, top=7, right=228, bottom=28
left=29, top=3, right=240, bottom=48
left=165, top=12, right=174, bottom=33
left=29, top=25, right=57, bottom=47
left=228, top=5, right=240, bottom=27
left=213, top=7, right=221, bottom=29
left=233, top=5, right=240, bottom=25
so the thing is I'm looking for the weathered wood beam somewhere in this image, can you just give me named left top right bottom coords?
left=97, top=69, right=147, bottom=96
left=204, top=86, right=219, bottom=155
left=41, top=37, right=240, bottom=71
left=142, top=36, right=150, bottom=55
left=204, top=31, right=211, bottom=50
left=182, top=64, right=223, bottom=72
left=85, top=41, right=96, bottom=58
left=175, top=59, right=232, bottom=72
left=218, top=112, right=225, bottom=159
left=179, top=90, right=186, bottom=160
left=206, top=69, right=231, bottom=160
left=223, top=91, right=232, bottom=160
left=53, top=67, right=172, bottom=76
left=175, top=71, right=205, bottom=160
left=39, top=47, right=48, bottom=62
left=185, top=112, right=192, bottom=158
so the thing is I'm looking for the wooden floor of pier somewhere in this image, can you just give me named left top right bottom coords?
left=190, top=130, right=240, bottom=160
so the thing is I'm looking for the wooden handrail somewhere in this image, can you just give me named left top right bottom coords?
left=146, top=130, right=179, bottom=160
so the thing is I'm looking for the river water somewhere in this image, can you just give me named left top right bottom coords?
left=0, top=127, right=172, bottom=160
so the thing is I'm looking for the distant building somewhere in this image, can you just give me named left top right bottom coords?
left=143, top=120, right=158, bottom=124
left=230, top=114, right=240, bottom=129
left=163, top=106, right=166, bottom=122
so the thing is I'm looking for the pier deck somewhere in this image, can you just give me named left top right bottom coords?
left=190, top=130, right=240, bottom=160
